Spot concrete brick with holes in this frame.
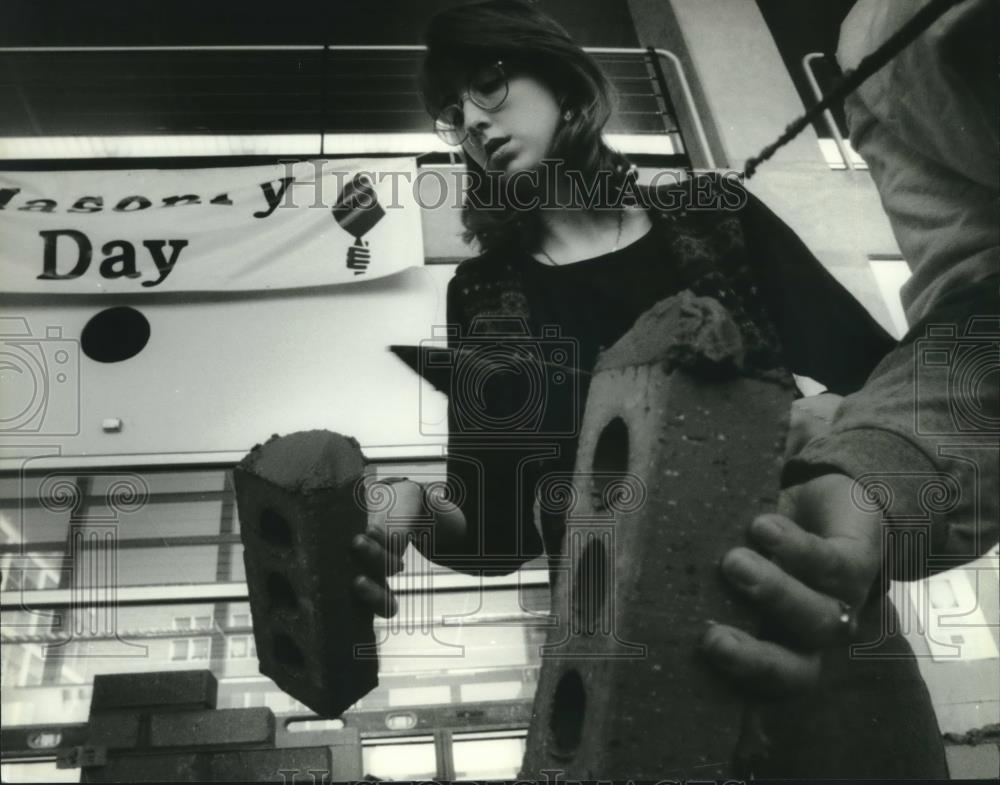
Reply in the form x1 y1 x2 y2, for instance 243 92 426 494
59 669 363 781
520 292 794 779
233 430 379 719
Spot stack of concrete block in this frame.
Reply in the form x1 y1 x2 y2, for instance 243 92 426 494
58 669 361 781
234 430 378 717
521 293 796 779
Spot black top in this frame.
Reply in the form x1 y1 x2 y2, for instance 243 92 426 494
518 224 692 557
435 189 940 780
521 222 677 376
440 191 898 571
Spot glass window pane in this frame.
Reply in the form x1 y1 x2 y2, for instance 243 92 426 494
387 685 450 706
88 545 223 587
1 469 230 548
378 620 531 674
1 601 258 726
191 638 210 660
459 680 524 702
84 498 225 539
89 469 227 498
363 738 436 780
0 495 72 547
0 552 66 590
453 735 526 779
1 447 550 732
0 761 80 783
229 636 248 658
228 550 246 582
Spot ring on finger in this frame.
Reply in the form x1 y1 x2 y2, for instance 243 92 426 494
837 599 860 640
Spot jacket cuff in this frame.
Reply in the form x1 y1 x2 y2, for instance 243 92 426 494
783 428 953 562
782 428 937 488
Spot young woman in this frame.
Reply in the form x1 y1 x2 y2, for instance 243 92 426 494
351 1 947 778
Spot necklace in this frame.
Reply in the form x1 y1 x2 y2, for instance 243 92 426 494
539 208 624 266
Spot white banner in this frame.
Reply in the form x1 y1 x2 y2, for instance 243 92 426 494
0 158 422 293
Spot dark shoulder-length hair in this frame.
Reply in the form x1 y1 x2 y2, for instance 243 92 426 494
419 0 633 255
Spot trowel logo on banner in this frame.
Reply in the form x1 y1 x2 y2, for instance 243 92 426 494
332 174 385 275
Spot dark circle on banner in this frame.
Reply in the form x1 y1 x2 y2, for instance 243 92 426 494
81 307 151 363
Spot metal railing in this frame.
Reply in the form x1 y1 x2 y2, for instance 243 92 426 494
802 52 856 171
0 44 711 164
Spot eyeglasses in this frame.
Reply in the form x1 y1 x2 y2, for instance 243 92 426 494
434 61 509 146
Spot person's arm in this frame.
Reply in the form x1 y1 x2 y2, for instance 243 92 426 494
783 281 1000 574
698 190 912 692
351 262 548 616
739 189 897 395
431 263 547 575
739 191 998 572
701 473 883 696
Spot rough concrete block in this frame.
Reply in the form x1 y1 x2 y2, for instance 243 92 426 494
521 293 795 780
58 746 107 771
945 744 1000 780
82 751 204 782
325 728 365 781
209 747 335 782
150 707 275 749
234 430 378 717
87 711 143 749
81 747 335 782
273 727 364 780
90 670 217 714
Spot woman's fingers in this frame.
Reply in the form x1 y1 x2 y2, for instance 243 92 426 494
366 479 430 562
423 483 468 545
350 478 469 620
352 574 398 618
720 546 854 650
353 477 434 619
700 623 821 696
350 529 404 618
351 533 405 580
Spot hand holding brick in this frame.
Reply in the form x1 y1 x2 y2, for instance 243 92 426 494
234 430 378 717
522 292 796 779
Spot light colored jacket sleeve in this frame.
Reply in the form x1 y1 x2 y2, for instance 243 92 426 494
783 1 1000 574
836 0 999 324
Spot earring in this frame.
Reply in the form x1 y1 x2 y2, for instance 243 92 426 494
563 109 573 122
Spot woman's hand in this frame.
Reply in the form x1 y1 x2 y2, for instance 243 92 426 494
350 479 426 618
700 473 883 696
350 478 468 618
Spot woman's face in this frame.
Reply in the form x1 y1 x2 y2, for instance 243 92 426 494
458 69 563 175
